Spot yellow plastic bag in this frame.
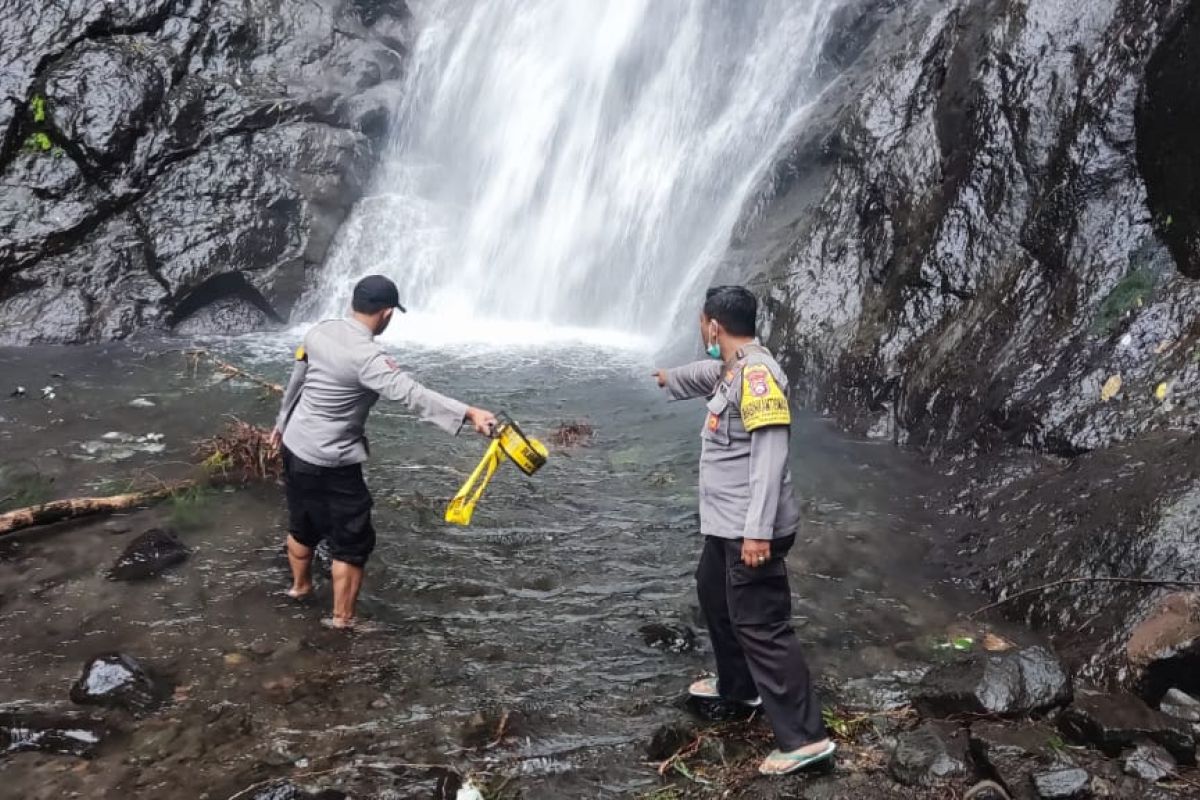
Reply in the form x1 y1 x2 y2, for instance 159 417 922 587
444 417 549 526
444 439 506 526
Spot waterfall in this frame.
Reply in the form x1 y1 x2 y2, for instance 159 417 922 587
313 0 837 344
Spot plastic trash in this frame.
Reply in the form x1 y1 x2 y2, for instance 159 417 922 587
456 780 484 800
1100 374 1122 402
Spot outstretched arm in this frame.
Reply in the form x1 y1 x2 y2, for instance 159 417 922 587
654 360 723 400
272 346 309 444
359 352 494 435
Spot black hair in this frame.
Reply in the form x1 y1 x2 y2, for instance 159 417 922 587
351 296 384 314
703 285 757 337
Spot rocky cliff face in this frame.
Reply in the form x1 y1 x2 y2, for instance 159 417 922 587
0 0 409 344
739 0 1200 686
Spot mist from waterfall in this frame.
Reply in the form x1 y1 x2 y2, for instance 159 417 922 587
313 0 837 345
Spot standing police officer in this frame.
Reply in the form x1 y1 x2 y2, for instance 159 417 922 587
271 275 496 630
654 285 834 776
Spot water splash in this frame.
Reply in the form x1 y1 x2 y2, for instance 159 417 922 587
312 0 837 342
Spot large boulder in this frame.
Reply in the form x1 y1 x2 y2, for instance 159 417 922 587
69 653 170 715
913 646 1071 718
1058 690 1196 764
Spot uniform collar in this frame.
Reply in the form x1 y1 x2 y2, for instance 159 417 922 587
346 317 375 338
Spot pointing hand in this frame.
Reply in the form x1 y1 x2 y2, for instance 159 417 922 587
653 369 668 388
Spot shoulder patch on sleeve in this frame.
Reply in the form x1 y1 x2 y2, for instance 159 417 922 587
740 365 790 431
294 345 307 361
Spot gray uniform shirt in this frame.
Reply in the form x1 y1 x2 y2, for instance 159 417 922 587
275 318 469 467
664 345 802 540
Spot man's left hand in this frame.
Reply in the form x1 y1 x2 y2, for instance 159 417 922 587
741 538 771 568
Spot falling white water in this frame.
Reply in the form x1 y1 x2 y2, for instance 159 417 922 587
312 0 837 344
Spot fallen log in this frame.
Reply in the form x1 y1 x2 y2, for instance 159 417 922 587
0 482 194 537
1 421 279 538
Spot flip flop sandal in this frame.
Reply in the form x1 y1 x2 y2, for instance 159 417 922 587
321 617 385 634
688 677 762 708
758 741 837 776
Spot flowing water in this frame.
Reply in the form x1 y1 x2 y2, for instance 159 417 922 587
0 338 997 797
0 2 1005 796
309 0 837 339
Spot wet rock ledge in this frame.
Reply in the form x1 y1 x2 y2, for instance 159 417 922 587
0 0 411 343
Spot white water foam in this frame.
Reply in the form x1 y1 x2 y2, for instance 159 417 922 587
310 0 838 344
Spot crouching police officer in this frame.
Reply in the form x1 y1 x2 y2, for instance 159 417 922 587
271 275 496 630
654 285 834 776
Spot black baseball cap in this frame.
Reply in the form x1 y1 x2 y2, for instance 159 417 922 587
351 275 407 314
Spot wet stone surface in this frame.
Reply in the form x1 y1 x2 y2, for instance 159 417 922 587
0 711 107 759
913 646 1071 718
69 653 169 715
106 527 189 581
1031 767 1090 799
1122 741 1176 783
888 721 970 787
1058 690 1197 765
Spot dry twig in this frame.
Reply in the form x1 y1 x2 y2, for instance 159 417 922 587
968 576 1200 618
186 349 283 395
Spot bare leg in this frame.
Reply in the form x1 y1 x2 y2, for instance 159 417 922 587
285 535 313 598
329 559 364 626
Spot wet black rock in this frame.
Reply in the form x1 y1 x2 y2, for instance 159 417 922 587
638 622 697 653
968 721 1058 800
839 667 930 711
1058 690 1196 764
69 653 169 715
0 711 107 758
1122 741 1176 783
1160 688 1200 723
913 646 1071 718
107 527 189 581
0 0 411 343
646 721 696 761
965 780 1012 800
1031 768 1089 800
889 721 971 787
241 782 347 800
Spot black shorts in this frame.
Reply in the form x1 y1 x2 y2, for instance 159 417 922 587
283 448 376 567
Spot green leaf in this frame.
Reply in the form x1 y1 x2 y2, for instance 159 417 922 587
30 94 46 123
23 131 52 152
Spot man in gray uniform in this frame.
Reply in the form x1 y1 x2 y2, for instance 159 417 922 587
654 285 833 775
271 275 496 629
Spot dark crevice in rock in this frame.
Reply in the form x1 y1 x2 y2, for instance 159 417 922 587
168 271 283 328
1137 0 1200 279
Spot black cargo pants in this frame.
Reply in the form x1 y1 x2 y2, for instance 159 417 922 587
695 533 825 750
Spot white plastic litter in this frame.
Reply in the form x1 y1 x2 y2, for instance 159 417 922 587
455 780 484 800
129 397 156 408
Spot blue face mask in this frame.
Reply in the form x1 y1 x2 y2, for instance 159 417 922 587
706 341 722 360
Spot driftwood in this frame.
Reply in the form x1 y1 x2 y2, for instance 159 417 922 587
185 349 283 395
1 420 280 538
0 482 194 537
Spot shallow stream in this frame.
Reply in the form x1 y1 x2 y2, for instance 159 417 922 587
0 336 990 797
